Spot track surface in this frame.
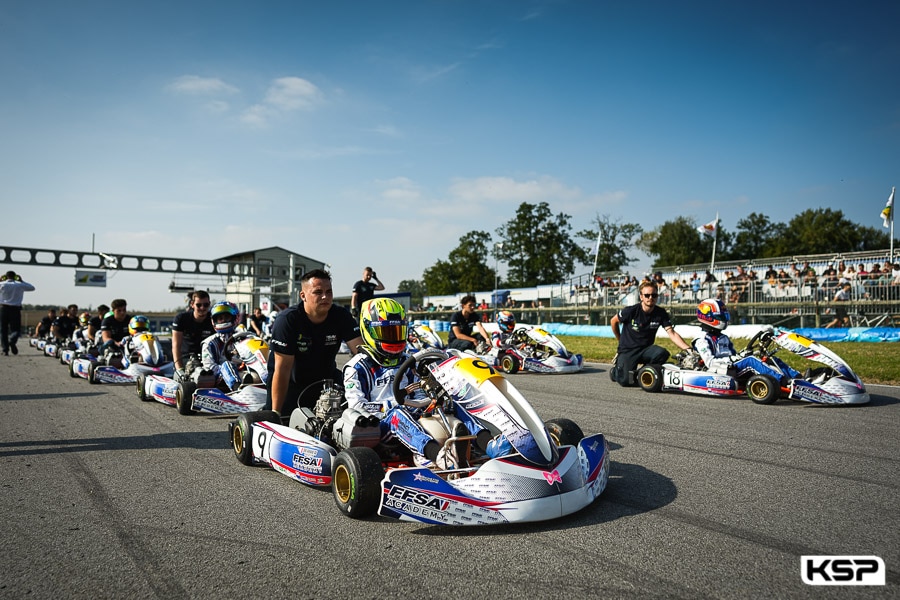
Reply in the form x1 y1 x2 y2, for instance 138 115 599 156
1 346 898 599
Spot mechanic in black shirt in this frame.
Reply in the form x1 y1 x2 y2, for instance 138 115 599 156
100 298 131 352
610 282 691 386
170 290 215 376
267 269 362 416
350 266 384 318
447 295 490 352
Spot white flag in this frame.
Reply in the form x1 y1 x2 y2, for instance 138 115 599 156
697 219 717 237
881 187 894 228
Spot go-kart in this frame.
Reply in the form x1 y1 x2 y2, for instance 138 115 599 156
636 328 869 405
71 332 174 384
473 326 584 374
407 323 444 351
137 332 270 415
230 348 609 525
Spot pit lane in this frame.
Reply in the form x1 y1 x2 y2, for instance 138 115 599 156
1 351 897 598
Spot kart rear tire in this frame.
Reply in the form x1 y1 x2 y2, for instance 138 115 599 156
545 418 584 447
500 353 520 374
637 365 663 393
176 381 197 415
68 359 78 378
136 374 149 401
747 374 779 405
88 362 99 384
231 410 281 465
332 447 384 519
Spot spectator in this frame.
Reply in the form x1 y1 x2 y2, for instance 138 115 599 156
0 270 35 356
609 282 691 387
825 283 853 328
350 266 384 318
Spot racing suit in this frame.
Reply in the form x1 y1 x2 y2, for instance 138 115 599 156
693 331 800 383
343 350 492 460
201 333 243 391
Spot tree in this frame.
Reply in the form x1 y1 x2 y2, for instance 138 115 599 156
575 214 643 274
397 279 427 306
421 231 496 295
770 208 860 256
495 202 588 287
637 216 713 267
729 212 787 259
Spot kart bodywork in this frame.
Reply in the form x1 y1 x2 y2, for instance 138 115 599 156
407 323 445 351
637 328 869 405
230 349 609 525
476 326 584 374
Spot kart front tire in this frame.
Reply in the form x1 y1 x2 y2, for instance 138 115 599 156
88 362 99 384
332 447 384 519
747 374 779 405
68 359 78 378
500 353 520 374
545 418 584 447
176 381 197 415
231 410 281 466
136 374 148 401
637 365 663 393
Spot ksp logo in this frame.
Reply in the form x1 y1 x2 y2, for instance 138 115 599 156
801 555 885 586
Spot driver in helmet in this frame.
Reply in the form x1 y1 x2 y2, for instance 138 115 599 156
693 298 799 383
201 301 246 391
491 310 517 347
121 315 152 357
344 298 498 468
70 312 93 351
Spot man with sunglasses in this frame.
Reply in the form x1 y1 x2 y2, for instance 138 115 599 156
609 282 691 386
171 290 215 378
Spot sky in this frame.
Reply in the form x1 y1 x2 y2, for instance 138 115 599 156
1 0 898 311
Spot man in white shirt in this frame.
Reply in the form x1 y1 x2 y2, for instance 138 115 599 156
0 270 35 356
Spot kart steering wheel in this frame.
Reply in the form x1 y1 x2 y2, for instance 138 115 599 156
392 349 446 405
742 328 774 357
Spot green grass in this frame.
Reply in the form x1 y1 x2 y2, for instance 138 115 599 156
558 335 897 386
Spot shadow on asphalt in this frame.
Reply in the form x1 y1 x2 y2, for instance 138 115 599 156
0 431 227 457
0 392 107 402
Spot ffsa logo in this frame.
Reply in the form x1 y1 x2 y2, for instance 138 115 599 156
801 555 885 586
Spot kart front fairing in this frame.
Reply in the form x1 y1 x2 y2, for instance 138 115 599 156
772 329 869 405
379 433 609 525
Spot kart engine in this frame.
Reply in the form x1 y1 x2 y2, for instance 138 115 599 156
290 381 381 450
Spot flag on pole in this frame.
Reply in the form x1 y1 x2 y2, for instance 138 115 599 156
881 187 895 228
697 218 717 237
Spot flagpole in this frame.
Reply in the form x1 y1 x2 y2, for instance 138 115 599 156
592 228 602 278
710 212 719 272
892 187 895 263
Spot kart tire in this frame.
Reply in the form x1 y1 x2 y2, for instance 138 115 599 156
68 359 78 378
231 410 281 465
88 362 99 384
136 374 149 401
332 447 384 519
637 365 663 393
176 381 197 415
747 374 779 405
545 418 584 447
500 353 520 374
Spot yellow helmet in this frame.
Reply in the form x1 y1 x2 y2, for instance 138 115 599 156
359 298 408 365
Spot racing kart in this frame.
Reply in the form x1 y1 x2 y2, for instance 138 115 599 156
71 332 174 384
474 326 584 374
230 348 609 525
137 332 270 415
636 328 869 405
407 323 445 351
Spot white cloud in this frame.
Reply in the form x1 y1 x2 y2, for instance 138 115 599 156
447 175 581 203
369 124 402 137
264 77 323 111
167 75 239 95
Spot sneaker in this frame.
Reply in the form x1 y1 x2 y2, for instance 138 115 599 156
10 343 17 355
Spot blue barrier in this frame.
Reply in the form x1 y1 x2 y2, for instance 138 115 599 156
540 323 900 343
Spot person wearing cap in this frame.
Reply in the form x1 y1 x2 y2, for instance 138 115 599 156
0 270 35 355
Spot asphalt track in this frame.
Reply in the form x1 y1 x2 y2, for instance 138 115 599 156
1 346 897 599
